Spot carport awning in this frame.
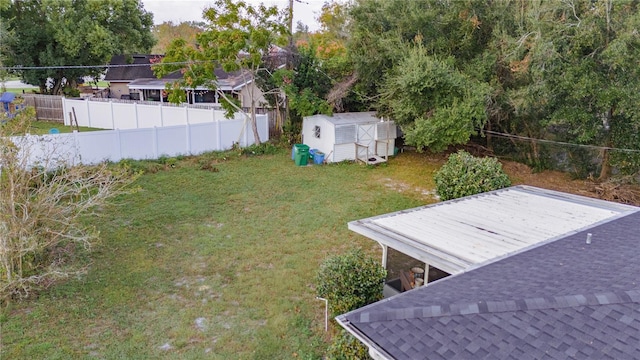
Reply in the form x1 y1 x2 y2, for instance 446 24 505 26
127 78 233 91
348 185 639 275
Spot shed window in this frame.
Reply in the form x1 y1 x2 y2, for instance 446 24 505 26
335 124 356 144
376 122 396 140
314 125 321 139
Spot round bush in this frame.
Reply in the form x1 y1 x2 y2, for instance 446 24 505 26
326 330 371 360
434 150 511 201
315 248 387 318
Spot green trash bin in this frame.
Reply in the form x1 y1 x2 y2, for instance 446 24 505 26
294 144 309 166
292 144 309 160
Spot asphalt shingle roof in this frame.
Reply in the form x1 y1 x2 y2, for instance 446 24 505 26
104 54 163 81
105 54 248 89
339 210 640 359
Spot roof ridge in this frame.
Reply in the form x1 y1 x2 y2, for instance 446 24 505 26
356 289 640 323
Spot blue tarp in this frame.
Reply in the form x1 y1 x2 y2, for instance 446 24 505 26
0 92 16 103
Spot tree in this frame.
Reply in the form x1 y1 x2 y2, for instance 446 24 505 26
348 0 493 102
380 44 490 152
1 0 155 95
507 0 640 179
348 0 498 151
0 2 10 92
344 0 640 180
151 21 204 55
0 108 136 302
155 0 289 145
310 1 359 112
255 45 332 141
277 46 332 115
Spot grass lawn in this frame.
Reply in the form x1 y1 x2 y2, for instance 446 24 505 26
27 120 103 135
3 88 38 95
1 148 441 359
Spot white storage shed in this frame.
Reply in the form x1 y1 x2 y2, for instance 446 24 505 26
301 112 397 164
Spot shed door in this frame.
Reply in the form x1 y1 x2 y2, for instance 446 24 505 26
357 124 375 159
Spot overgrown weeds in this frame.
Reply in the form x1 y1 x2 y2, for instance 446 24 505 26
0 110 137 303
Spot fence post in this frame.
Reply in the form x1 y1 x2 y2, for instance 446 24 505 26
159 104 164 127
72 130 80 165
62 97 68 126
185 106 189 125
110 101 115 129
86 99 92 128
115 128 122 161
153 126 159 158
134 102 139 129
264 114 269 142
216 118 222 151
186 122 192 155
245 116 249 146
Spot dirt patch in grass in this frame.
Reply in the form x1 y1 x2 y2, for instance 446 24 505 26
501 160 640 206
379 177 439 202
502 160 593 195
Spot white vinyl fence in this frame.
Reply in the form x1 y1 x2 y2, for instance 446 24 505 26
14 119 268 168
62 97 265 130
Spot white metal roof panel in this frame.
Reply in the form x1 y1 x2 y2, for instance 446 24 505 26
349 186 639 274
306 112 382 126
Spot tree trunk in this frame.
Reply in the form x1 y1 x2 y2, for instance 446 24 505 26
51 78 63 95
486 120 493 151
251 98 261 145
599 147 611 180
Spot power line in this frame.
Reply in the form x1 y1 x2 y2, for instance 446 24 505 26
0 61 212 71
484 130 640 154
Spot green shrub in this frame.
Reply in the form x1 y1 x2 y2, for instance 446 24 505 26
317 249 384 360
434 150 511 201
316 249 386 318
240 142 280 156
326 330 371 360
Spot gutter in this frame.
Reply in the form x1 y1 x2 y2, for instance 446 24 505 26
335 315 394 360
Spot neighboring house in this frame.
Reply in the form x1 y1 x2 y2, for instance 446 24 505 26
104 54 268 107
339 186 640 359
301 112 397 164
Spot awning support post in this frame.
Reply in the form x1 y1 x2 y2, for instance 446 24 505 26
424 263 429 284
380 243 388 269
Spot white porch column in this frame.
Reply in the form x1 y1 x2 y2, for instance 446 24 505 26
424 263 429 284
379 243 388 269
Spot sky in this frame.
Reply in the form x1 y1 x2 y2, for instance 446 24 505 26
141 0 325 32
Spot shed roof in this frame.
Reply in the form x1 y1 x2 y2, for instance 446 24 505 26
348 185 636 275
306 111 381 126
338 204 640 359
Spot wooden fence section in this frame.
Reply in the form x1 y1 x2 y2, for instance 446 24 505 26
23 94 64 122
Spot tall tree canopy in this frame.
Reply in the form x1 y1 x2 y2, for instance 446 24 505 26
151 21 204 55
347 0 640 179
506 0 640 178
1 0 155 95
155 0 289 144
349 0 495 151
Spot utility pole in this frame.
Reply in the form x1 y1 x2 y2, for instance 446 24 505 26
288 0 294 48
